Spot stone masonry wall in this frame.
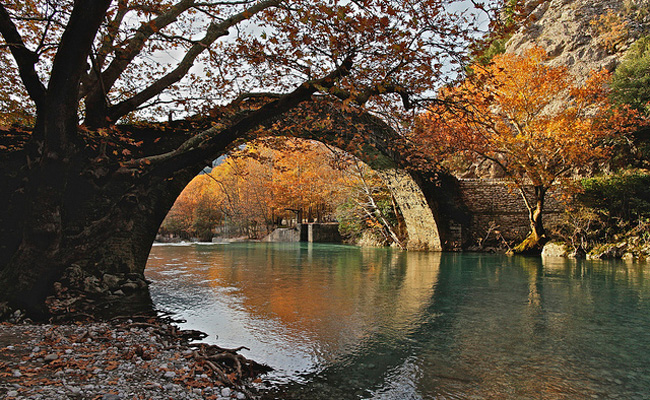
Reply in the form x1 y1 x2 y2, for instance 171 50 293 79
378 169 442 251
263 224 342 243
456 179 567 246
307 223 342 243
262 227 301 242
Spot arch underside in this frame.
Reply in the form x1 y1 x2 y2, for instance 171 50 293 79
377 169 442 251
275 102 443 251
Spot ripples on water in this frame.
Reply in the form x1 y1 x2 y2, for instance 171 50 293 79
145 243 650 399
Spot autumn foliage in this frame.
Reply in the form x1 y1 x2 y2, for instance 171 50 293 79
412 46 642 252
162 138 402 243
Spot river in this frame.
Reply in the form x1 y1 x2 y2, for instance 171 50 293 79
145 242 650 399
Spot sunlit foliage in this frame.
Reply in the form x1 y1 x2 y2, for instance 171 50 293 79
412 46 642 251
162 139 401 242
611 35 650 114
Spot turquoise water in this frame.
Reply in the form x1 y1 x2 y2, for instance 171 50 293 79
145 243 650 399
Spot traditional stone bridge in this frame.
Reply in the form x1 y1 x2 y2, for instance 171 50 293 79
274 101 554 251
272 102 445 251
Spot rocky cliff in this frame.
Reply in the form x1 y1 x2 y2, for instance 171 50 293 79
506 0 650 80
456 0 650 180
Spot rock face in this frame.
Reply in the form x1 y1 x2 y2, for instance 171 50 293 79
506 0 650 81
448 1 650 181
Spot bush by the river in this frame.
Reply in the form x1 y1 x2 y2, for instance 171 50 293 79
558 170 650 260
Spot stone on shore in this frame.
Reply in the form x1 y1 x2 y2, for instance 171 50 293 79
541 242 568 257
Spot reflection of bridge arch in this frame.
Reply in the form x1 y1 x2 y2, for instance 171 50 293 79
258 101 443 250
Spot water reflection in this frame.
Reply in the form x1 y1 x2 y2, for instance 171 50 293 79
146 243 442 383
146 244 650 400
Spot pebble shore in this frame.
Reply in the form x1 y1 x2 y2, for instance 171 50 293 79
0 321 257 400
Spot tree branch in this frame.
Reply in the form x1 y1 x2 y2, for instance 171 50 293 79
45 0 112 143
108 0 282 122
94 0 129 71
0 4 46 108
121 55 354 176
82 0 196 101
327 81 412 110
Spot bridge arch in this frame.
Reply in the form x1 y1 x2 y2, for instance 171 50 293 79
229 101 444 251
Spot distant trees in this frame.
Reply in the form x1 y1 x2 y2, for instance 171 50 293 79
161 138 403 243
611 35 650 114
413 47 638 253
159 174 222 240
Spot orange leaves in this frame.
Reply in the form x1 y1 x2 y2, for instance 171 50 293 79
590 10 629 53
414 46 635 188
162 137 367 238
161 173 222 238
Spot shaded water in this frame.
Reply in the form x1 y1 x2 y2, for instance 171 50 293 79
145 243 650 399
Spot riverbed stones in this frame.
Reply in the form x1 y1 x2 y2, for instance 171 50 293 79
120 281 139 293
588 243 627 259
102 274 121 290
62 265 86 288
0 322 261 400
84 276 107 294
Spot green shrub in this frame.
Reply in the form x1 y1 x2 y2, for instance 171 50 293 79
611 36 650 114
577 170 650 221
474 36 511 66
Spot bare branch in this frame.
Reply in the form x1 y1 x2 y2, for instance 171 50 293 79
0 4 46 108
108 0 283 122
94 0 129 70
231 92 282 104
327 81 412 110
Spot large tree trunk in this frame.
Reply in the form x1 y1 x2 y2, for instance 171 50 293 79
513 185 549 254
0 0 115 320
0 66 367 320
0 142 204 320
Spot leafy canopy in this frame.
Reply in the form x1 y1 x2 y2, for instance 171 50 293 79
0 0 489 128
413 46 635 191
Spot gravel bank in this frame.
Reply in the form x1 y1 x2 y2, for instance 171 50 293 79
0 320 265 400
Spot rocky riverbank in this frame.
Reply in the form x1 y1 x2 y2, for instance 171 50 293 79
0 317 269 400
542 218 650 262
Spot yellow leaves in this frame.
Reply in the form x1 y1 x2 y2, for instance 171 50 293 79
413 45 631 190
163 137 370 236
